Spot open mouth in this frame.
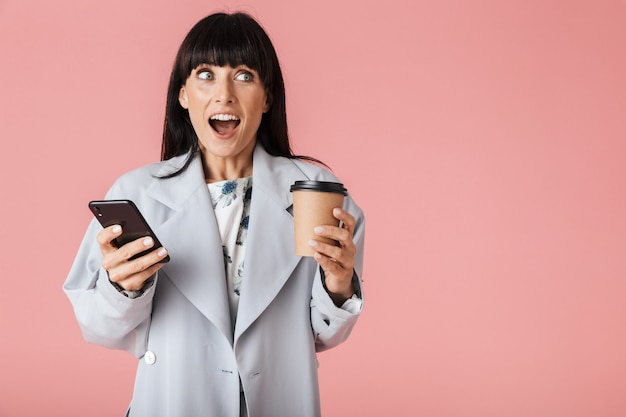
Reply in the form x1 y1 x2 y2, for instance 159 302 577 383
209 114 241 136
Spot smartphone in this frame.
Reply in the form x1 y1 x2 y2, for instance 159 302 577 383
88 199 170 263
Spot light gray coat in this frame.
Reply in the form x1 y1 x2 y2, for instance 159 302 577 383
64 145 365 417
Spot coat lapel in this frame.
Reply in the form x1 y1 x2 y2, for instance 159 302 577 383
147 154 233 345
234 146 304 342
142 147 308 346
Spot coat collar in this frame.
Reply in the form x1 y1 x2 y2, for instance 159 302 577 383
144 146 306 345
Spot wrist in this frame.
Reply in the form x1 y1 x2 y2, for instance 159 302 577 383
321 276 354 307
328 291 354 307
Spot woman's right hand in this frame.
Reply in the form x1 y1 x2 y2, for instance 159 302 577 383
97 225 169 291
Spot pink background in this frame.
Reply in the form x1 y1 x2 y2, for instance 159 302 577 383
1 0 625 416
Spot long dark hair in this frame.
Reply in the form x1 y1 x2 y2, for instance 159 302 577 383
160 12 324 177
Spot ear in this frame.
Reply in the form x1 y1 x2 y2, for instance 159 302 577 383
178 86 189 109
263 93 271 113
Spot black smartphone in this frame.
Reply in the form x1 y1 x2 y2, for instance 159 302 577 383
88 199 170 263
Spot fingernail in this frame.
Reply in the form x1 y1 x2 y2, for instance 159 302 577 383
314 226 324 234
308 239 318 247
112 225 122 234
143 237 154 246
157 248 167 257
333 208 342 216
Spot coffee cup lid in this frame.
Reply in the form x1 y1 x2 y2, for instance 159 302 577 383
290 180 347 195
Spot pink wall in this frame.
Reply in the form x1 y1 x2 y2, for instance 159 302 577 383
1 0 625 415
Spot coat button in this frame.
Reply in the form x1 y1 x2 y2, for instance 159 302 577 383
144 351 156 365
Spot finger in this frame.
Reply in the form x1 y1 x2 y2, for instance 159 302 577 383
96 224 123 254
102 237 167 273
111 261 165 291
313 251 354 297
108 247 168 289
120 236 159 262
313 226 356 256
310 239 342 262
333 208 356 233
309 239 355 269
314 250 342 273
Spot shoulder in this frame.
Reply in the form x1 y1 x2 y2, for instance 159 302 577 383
105 153 190 198
288 158 341 183
254 146 340 183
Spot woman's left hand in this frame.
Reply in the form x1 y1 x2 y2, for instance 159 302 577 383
309 208 357 306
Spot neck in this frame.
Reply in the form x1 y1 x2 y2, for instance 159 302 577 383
202 155 253 183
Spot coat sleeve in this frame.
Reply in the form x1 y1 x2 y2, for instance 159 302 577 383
63 191 156 359
310 197 365 352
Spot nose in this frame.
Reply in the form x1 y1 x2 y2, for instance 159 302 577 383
214 78 235 104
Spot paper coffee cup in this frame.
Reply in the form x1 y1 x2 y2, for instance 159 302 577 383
290 180 348 257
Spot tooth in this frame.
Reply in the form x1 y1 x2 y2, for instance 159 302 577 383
211 114 239 121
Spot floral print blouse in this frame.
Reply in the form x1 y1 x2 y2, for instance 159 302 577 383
207 176 253 328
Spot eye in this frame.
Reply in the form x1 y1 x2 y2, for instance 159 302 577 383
197 70 213 80
235 71 253 82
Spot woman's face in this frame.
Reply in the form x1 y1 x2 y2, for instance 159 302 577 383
179 64 269 170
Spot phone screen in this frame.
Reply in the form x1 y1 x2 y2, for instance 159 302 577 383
89 199 170 262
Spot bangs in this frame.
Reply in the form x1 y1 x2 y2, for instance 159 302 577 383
179 13 269 81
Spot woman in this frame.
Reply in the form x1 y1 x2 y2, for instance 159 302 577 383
64 11 365 417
